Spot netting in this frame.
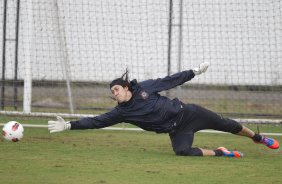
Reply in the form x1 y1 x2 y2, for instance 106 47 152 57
0 0 281 118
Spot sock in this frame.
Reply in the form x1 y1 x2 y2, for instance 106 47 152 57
252 133 262 142
214 149 224 156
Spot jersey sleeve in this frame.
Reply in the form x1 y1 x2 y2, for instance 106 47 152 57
139 70 195 92
70 108 124 130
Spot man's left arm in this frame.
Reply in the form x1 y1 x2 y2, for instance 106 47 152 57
140 62 209 92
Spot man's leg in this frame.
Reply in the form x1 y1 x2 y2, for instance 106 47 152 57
236 125 279 149
185 104 279 150
171 104 244 157
169 130 243 157
169 130 203 156
236 125 255 137
200 149 218 156
169 131 243 157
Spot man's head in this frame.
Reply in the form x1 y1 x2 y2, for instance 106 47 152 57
109 78 130 89
110 69 132 103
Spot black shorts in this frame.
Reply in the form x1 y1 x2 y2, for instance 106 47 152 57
169 104 242 156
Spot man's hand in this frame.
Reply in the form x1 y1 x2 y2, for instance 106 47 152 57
48 116 71 133
193 62 210 75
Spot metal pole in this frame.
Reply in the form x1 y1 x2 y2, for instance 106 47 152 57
23 0 34 113
167 0 173 76
14 0 21 110
55 0 74 113
177 0 183 72
1 0 8 110
176 0 184 96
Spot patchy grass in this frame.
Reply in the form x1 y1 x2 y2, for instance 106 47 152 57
0 117 282 184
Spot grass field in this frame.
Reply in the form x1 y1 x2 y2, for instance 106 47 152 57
1 116 282 184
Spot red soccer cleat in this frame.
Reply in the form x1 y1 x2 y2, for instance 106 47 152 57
217 147 243 158
256 136 280 149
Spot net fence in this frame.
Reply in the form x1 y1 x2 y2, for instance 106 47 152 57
0 0 281 119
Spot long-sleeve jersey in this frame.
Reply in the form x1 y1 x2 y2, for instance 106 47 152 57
70 70 195 133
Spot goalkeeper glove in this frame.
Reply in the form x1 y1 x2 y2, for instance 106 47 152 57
193 62 210 75
48 116 71 133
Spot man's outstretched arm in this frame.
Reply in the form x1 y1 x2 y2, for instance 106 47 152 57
140 62 210 92
48 109 124 133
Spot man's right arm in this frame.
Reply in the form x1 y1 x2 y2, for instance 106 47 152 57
48 108 124 133
70 109 123 130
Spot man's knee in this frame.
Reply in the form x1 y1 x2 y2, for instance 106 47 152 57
228 119 243 134
174 147 203 156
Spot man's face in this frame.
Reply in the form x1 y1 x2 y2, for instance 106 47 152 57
110 85 129 103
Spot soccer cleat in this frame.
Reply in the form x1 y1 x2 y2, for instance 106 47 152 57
217 147 243 158
256 136 279 149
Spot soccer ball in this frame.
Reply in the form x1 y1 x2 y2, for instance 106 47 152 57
2 121 24 142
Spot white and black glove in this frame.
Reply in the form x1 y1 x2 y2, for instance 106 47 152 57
48 116 71 133
193 62 210 75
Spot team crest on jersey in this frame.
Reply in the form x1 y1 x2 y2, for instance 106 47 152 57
140 91 149 99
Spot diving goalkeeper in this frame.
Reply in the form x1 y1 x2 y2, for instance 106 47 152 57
48 62 279 158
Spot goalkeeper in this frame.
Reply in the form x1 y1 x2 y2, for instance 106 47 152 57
48 62 279 158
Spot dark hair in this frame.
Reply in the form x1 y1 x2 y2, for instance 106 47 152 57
110 68 130 89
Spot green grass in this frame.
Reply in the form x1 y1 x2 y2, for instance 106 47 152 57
0 117 282 184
